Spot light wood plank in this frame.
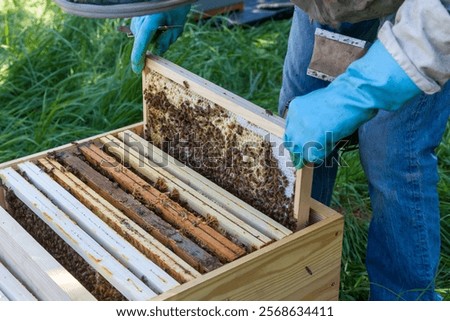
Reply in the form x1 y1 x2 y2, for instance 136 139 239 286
293 165 314 230
142 69 149 138
0 167 157 301
144 55 285 137
156 215 344 301
19 162 179 294
119 130 292 240
0 261 37 301
310 198 341 219
39 158 200 283
100 135 270 249
0 206 95 301
0 187 6 209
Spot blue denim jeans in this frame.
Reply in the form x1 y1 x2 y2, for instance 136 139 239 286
279 7 450 300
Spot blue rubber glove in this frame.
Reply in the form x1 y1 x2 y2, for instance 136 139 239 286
284 40 422 169
130 5 191 73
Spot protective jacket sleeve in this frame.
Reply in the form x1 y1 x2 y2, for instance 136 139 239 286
378 0 450 94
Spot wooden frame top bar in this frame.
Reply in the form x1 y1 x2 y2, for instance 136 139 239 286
144 54 285 138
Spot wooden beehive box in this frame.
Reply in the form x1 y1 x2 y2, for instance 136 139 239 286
0 55 343 301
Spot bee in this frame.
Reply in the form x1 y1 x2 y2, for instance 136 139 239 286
170 188 180 202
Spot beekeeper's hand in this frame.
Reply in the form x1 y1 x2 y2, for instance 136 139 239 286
130 4 190 73
284 40 421 169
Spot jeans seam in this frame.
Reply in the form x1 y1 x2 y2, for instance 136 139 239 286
408 95 434 288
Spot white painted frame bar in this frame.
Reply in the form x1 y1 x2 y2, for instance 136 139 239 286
19 161 179 294
0 261 37 301
0 167 157 301
0 289 9 301
0 206 95 301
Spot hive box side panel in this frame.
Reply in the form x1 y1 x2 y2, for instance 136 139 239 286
156 214 344 301
0 123 144 171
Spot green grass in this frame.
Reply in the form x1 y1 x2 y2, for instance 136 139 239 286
1 0 449 300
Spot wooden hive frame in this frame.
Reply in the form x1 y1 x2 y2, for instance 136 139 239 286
0 55 344 301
